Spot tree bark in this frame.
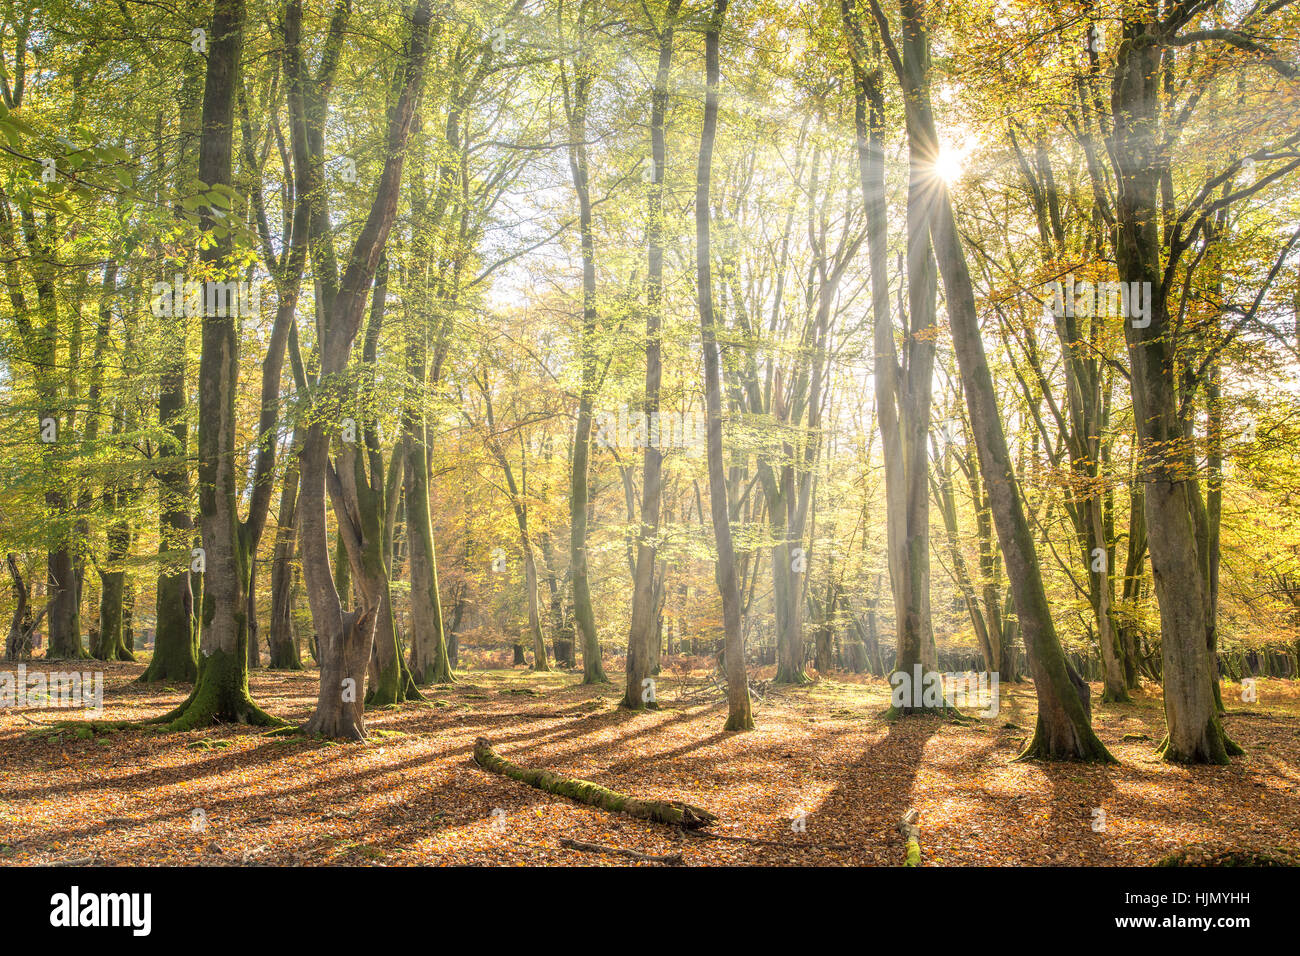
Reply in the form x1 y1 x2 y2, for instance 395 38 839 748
843 0 938 710
1109 18 1239 763
869 0 1111 758
696 0 751 732
142 40 203 684
296 0 433 738
623 0 682 710
157 0 280 731
562 0 607 685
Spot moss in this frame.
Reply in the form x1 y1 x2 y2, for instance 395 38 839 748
774 662 813 685
155 646 283 731
473 736 718 829
1157 714 1243 765
364 658 403 708
723 711 755 731
1015 713 1117 763
1158 845 1299 867
903 838 921 867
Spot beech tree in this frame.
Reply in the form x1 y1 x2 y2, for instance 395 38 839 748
857 0 1112 758
296 0 434 738
622 0 683 711
696 0 752 732
159 0 282 729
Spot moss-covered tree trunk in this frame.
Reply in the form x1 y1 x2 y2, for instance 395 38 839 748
144 350 198 682
402 344 453 686
143 40 202 685
348 263 421 708
158 0 278 731
474 737 718 829
361 552 419 705
96 553 133 661
405 447 454 683
45 543 84 659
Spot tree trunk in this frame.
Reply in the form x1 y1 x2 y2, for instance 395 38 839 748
402 357 454 685
268 448 303 669
143 336 198 682
296 0 433 738
563 3 607 685
622 0 682 710
874 0 1110 758
142 39 202 685
1110 21 1238 763
405 424 454 684
696 0 751 732
6 555 43 661
158 0 278 731
843 0 937 709
474 737 718 829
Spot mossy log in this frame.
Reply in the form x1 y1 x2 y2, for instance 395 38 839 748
899 808 921 867
472 736 718 830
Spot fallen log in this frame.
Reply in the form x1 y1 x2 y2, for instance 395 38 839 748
898 808 921 866
472 736 718 830
558 837 683 864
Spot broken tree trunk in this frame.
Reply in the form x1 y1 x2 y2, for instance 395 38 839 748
472 737 718 829
899 807 920 867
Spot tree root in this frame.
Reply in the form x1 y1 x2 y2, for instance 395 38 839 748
472 736 718 829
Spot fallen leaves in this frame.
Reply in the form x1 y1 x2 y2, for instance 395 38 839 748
0 662 1296 866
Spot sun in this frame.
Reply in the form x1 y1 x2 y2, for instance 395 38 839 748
934 141 966 184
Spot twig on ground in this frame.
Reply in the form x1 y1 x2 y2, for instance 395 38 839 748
682 829 855 852
558 837 683 864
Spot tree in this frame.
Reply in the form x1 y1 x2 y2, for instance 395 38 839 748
843 0 941 711
1099 3 1298 762
862 0 1112 759
559 0 608 685
622 0 683 710
296 0 434 739
696 0 751 733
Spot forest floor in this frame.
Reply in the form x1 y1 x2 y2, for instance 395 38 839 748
1 658 1298 866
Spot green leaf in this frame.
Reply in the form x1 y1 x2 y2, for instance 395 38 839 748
4 113 37 137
